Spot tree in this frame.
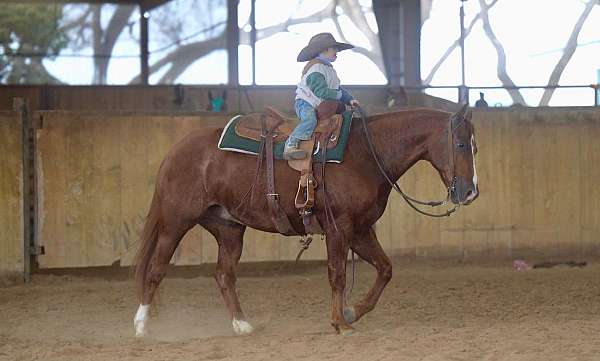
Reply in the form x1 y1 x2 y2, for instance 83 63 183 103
0 4 68 84
538 0 598 106
58 3 137 84
131 0 384 84
422 0 599 106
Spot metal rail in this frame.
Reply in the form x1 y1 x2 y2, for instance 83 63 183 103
401 84 600 107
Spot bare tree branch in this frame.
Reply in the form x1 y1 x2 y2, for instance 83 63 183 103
239 2 335 45
158 35 227 84
422 0 498 86
59 7 92 33
479 0 526 105
132 0 385 85
93 5 135 84
539 0 598 106
421 0 433 23
128 32 227 84
336 0 385 75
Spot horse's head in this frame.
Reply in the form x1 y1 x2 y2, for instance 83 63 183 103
428 104 479 206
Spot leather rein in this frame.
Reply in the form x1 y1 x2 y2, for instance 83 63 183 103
355 106 461 218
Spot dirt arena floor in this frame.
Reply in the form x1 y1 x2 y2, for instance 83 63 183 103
1 257 600 361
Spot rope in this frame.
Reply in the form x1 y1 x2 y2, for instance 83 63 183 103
354 106 458 218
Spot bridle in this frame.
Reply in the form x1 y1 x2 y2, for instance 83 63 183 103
355 106 466 218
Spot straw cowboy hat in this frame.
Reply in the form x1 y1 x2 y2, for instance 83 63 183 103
297 33 354 62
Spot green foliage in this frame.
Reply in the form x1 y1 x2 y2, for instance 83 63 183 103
0 4 68 84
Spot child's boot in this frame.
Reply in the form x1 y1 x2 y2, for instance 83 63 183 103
283 137 306 160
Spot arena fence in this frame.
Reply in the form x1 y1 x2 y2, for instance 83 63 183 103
1 98 600 281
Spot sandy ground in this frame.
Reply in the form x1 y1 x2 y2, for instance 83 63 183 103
1 258 600 361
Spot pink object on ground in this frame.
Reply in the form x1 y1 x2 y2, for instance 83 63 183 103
513 259 531 271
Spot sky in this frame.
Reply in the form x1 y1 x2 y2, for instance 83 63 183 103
40 0 600 107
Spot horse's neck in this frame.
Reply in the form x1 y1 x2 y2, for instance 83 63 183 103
366 111 443 182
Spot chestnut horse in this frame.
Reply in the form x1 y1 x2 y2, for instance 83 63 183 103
133 105 479 337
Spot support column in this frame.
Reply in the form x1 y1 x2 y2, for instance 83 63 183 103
140 6 150 85
227 0 239 85
373 0 421 87
13 98 31 283
250 0 256 85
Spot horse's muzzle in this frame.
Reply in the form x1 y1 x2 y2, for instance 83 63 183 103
451 178 479 205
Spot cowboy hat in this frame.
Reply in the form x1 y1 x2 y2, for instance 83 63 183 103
297 33 354 62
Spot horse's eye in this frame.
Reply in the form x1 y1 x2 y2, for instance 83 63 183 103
457 143 466 148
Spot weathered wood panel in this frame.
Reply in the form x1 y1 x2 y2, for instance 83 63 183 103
0 111 24 282
378 108 600 259
35 111 323 268
0 85 426 114
35 108 600 268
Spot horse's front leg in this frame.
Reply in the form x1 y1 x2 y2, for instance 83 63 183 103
343 227 392 324
325 232 354 335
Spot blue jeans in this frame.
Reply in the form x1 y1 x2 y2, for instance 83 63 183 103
286 99 317 147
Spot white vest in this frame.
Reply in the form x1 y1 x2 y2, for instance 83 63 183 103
295 63 340 108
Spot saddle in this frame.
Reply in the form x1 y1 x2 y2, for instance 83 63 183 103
234 106 343 149
240 100 344 236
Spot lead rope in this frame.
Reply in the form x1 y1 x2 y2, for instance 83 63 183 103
355 106 459 218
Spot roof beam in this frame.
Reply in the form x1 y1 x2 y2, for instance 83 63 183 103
2 0 142 4
2 0 173 11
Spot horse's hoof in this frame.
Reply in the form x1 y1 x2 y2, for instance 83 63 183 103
343 307 357 324
339 325 356 336
134 320 146 337
134 304 150 337
232 319 254 335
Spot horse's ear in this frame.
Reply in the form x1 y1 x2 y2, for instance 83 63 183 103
465 108 472 121
456 103 469 118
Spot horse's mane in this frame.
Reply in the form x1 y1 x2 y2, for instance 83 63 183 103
365 108 452 124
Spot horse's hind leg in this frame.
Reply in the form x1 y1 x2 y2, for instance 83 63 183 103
134 219 194 337
200 214 252 335
343 227 392 325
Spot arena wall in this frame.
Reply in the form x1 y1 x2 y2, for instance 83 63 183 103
35 111 318 268
32 107 600 268
0 85 457 114
0 111 24 282
378 107 600 259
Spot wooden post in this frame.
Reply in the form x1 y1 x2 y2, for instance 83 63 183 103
140 5 150 85
250 0 256 85
13 98 31 283
227 0 239 86
373 0 421 87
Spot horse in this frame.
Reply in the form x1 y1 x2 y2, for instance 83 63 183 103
133 105 479 337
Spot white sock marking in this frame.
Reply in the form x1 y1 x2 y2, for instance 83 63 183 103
471 135 478 187
232 318 254 335
134 304 150 337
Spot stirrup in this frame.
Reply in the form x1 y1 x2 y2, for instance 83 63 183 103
294 173 316 210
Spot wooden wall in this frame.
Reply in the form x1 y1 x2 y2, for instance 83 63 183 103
33 107 600 269
0 85 458 114
377 108 600 259
35 111 323 268
0 111 24 282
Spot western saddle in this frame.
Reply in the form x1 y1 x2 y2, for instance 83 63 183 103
234 100 344 236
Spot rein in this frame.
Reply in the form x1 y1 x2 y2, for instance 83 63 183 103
355 106 459 218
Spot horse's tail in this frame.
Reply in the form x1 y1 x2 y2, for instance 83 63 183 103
134 191 161 302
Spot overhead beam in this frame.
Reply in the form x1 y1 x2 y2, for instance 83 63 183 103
140 0 171 11
2 0 142 3
2 0 172 6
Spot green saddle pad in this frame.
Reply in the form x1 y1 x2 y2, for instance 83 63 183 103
217 111 353 163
